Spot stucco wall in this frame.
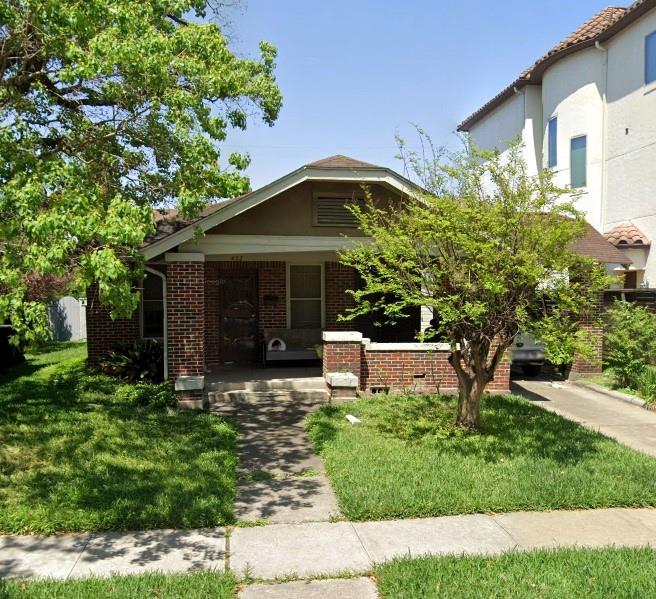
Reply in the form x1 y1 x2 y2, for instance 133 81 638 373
541 47 605 230
605 7 656 284
207 181 401 237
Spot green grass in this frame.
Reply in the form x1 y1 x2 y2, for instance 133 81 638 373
307 394 656 520
375 547 656 598
0 570 235 598
0 343 237 534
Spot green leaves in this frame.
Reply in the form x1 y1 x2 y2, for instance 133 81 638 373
342 135 609 394
0 1 281 340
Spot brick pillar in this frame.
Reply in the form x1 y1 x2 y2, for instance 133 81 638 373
487 345 511 393
570 290 604 379
325 262 357 330
322 331 362 380
166 253 205 408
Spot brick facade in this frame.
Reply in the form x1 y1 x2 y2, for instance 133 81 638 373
325 262 357 330
203 261 287 365
86 283 139 365
166 261 205 380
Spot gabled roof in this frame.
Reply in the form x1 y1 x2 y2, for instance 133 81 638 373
604 223 651 246
574 222 633 264
306 155 380 169
142 157 421 259
458 1 656 131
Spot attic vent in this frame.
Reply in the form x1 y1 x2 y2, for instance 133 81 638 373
313 195 364 227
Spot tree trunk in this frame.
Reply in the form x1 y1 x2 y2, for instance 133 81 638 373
455 375 486 430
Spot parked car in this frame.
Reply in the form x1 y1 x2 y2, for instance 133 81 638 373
0 324 25 368
511 332 545 377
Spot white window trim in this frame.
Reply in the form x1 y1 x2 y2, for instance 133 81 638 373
312 191 364 228
140 267 168 380
286 262 325 329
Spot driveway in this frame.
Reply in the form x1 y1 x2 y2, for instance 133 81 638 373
513 378 656 457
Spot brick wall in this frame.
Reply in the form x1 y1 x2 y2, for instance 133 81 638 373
325 262 356 330
570 290 604 377
167 261 205 379
86 283 139 365
323 332 510 395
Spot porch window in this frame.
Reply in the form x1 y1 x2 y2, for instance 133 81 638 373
142 271 164 338
288 265 323 328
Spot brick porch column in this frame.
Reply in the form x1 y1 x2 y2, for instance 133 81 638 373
322 331 363 400
569 290 604 379
166 253 206 408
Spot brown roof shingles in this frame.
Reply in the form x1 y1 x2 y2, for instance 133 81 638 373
458 2 655 131
306 155 380 169
574 222 632 263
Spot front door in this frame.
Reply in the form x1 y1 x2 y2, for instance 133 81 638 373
219 273 258 363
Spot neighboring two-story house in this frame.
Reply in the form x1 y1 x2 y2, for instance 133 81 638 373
458 0 656 288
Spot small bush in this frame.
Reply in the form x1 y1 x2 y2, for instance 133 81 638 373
604 301 656 389
100 339 164 382
115 381 177 408
639 366 656 403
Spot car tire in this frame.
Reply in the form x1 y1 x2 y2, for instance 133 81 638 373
521 364 542 377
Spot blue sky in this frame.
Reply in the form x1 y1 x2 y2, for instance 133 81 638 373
221 0 617 188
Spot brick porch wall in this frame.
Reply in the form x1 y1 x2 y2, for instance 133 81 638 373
86 283 139 366
323 332 510 395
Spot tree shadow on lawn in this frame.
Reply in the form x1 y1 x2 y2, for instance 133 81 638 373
356 394 607 466
0 361 237 534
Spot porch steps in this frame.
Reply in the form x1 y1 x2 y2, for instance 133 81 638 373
206 377 329 406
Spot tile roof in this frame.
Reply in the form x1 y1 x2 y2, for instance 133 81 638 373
604 223 651 246
306 155 380 169
574 222 633 263
458 1 656 131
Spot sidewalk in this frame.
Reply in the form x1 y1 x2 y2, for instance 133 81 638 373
3 507 656 581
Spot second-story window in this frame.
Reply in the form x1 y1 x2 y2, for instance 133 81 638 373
646 31 656 85
570 135 587 189
548 116 558 168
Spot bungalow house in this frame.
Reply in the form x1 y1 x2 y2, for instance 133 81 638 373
85 155 627 405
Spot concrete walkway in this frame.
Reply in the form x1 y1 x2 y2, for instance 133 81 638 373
3 507 656 581
513 379 656 457
212 394 340 525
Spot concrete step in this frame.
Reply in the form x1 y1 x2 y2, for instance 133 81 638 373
206 377 327 393
207 389 329 406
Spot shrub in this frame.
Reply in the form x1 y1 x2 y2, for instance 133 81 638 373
604 301 656 389
115 381 177 408
639 366 656 403
100 339 164 382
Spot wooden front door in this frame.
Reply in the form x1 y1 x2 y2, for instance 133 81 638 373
219 273 258 363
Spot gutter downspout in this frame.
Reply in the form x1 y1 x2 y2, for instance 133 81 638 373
144 266 168 380
595 40 609 232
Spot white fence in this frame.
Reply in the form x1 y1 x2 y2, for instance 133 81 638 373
49 296 87 341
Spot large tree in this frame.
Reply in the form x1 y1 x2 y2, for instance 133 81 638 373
340 137 608 430
0 0 281 342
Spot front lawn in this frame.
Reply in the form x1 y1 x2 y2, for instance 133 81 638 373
0 570 235 598
307 394 656 520
375 547 656 598
0 343 237 534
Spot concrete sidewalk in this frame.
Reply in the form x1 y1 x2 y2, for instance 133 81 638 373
513 379 656 457
3 507 656 581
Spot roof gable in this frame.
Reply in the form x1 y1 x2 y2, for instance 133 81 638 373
142 158 420 259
